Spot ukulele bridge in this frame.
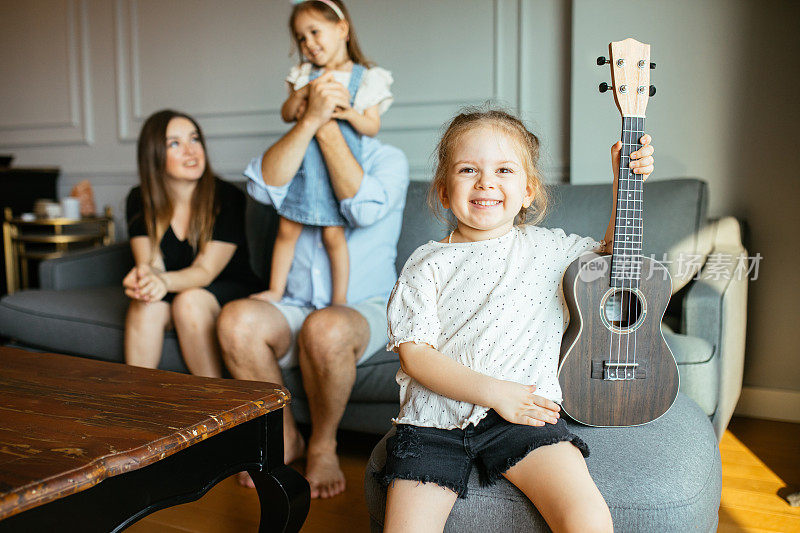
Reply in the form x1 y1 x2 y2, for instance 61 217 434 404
590 361 647 380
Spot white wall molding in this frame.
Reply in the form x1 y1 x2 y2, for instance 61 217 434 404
114 0 519 143
493 0 521 109
734 386 800 423
113 0 285 142
0 0 93 147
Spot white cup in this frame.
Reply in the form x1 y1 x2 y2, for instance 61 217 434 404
43 202 62 218
60 197 81 220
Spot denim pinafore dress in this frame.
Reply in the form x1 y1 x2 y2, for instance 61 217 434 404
278 64 366 227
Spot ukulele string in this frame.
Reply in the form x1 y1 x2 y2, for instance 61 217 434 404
613 120 626 381
624 118 632 380
631 116 644 381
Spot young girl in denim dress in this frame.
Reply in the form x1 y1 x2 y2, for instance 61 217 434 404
253 0 393 305
380 108 655 532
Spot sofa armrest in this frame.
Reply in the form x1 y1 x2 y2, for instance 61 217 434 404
682 216 748 439
39 242 133 290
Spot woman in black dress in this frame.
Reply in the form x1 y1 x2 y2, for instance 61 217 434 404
123 110 261 376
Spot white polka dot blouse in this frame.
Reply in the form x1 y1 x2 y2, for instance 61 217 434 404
387 225 601 430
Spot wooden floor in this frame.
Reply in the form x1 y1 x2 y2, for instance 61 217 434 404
128 416 800 532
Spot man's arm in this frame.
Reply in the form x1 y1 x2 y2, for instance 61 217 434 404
315 120 364 200
259 118 319 188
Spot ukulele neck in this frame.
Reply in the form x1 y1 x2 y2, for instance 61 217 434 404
611 116 645 288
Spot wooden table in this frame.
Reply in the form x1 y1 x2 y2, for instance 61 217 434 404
0 347 309 532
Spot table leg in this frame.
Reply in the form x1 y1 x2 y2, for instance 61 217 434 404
250 465 310 533
249 408 310 533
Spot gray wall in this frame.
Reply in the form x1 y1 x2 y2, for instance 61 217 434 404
2 0 798 420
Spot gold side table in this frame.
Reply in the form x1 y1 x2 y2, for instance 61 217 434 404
2 207 115 294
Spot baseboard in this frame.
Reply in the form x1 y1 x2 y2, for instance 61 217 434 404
734 386 800 423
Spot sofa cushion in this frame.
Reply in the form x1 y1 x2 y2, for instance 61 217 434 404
663 325 718 416
365 393 721 532
0 287 189 373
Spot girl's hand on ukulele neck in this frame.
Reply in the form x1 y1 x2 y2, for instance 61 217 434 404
611 133 655 183
489 380 561 427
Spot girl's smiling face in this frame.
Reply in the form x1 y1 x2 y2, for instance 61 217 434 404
440 126 535 241
293 9 349 68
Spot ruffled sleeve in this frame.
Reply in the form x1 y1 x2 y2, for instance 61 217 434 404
550 228 602 271
353 66 394 114
386 250 441 352
286 63 313 90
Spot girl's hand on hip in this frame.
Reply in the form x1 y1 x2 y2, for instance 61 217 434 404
611 133 654 183
490 380 561 426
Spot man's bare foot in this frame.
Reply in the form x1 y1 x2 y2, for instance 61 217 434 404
237 429 306 488
305 450 346 499
285 428 306 465
249 289 283 302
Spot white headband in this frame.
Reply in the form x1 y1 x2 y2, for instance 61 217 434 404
292 0 345 21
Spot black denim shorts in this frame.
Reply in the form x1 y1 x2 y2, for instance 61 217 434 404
378 409 589 498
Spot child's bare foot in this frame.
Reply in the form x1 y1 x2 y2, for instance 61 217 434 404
236 428 306 488
306 447 346 498
249 289 283 303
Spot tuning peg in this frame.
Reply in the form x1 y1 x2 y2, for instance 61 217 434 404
599 82 612 93
596 56 610 66
649 85 656 97
650 62 656 69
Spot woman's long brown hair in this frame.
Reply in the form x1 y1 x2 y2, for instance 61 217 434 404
289 0 373 67
136 110 217 258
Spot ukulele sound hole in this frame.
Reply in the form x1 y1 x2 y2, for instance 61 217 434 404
600 289 646 333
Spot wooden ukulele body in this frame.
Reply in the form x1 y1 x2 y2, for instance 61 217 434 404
558 252 679 426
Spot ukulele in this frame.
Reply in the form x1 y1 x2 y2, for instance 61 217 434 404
557 38 679 427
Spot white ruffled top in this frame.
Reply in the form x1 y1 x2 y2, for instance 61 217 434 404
286 63 394 114
386 225 601 430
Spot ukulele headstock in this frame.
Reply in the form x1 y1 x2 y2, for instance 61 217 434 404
599 38 653 118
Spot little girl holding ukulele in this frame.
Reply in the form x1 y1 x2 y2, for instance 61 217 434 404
380 108 654 532
252 0 393 305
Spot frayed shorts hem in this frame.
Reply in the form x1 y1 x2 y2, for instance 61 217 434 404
376 471 468 499
378 411 590 499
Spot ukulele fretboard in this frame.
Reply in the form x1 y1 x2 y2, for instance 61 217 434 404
611 116 645 288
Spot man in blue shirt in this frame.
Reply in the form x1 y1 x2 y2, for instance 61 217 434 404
217 72 408 499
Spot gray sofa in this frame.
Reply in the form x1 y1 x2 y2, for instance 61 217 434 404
0 178 746 442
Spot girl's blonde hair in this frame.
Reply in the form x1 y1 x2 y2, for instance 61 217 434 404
289 0 373 67
427 107 549 227
136 110 218 257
